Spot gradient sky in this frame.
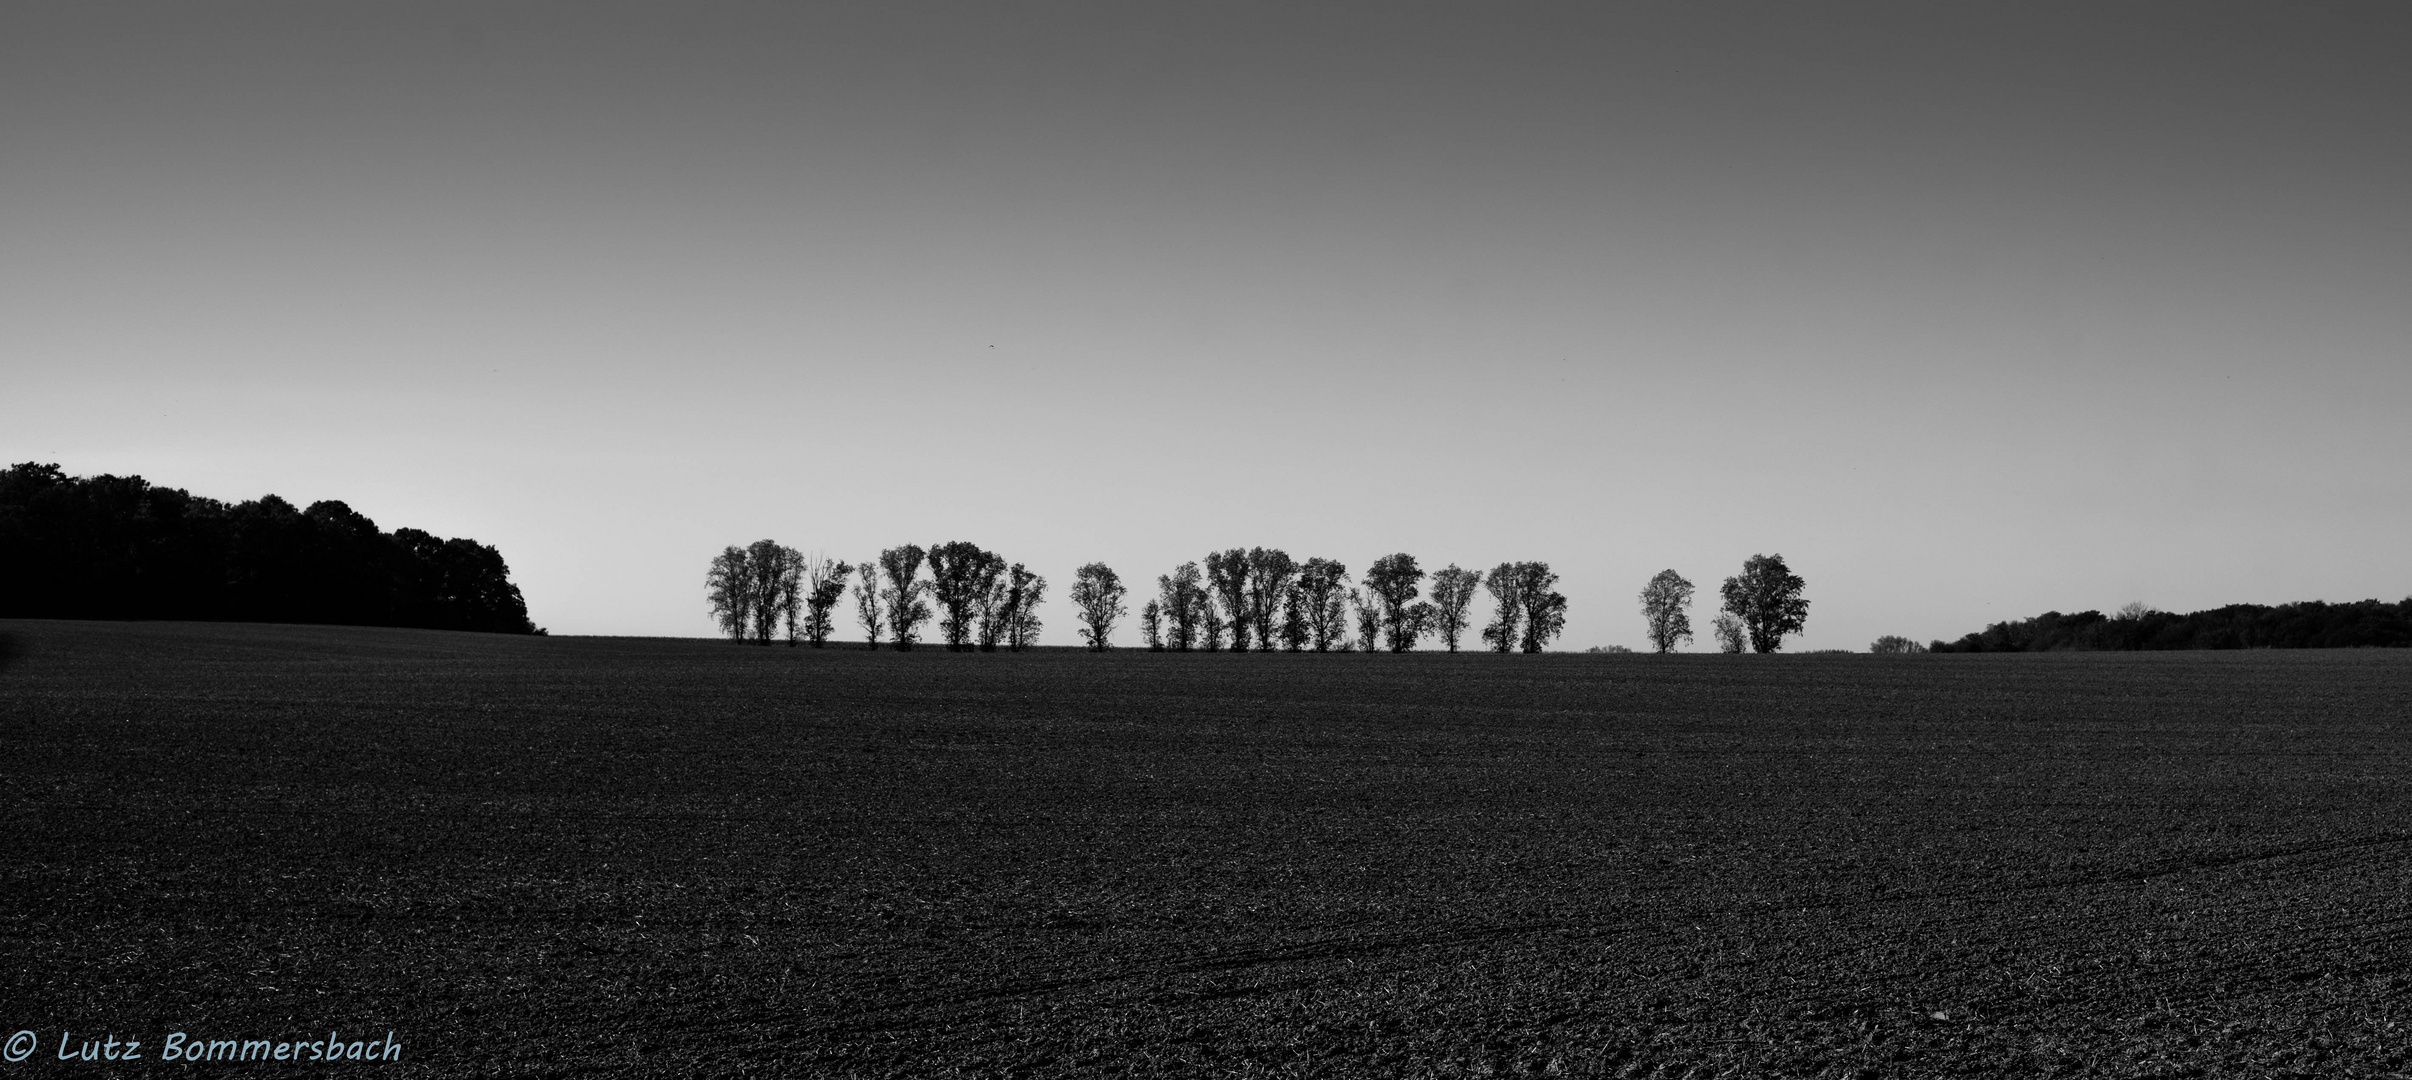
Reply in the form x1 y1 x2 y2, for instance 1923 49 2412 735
6 2 2407 648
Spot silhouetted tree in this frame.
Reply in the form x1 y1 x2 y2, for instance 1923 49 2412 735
1427 564 1480 652
1070 563 1126 651
802 555 851 648
1278 584 1310 651
879 545 932 650
1870 635 1926 654
1639 569 1694 654
747 539 803 645
1141 599 1164 651
1242 548 1298 652
706 546 752 642
1294 558 1350 652
1350 587 1380 653
1480 563 1523 653
853 562 883 648
1000 563 1045 651
1720 553 1809 653
1364 553 1427 652
927 541 1004 652
1712 613 1748 654
1516 562 1567 653
1205 549 1251 652
1158 562 1208 651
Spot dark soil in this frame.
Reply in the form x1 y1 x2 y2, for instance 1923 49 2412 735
5 620 2410 1077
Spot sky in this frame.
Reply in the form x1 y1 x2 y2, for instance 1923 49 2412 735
5 1 2408 649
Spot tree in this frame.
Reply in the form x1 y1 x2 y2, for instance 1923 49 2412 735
879 545 932 650
705 546 752 642
1277 584 1310 651
1069 563 1126 651
1003 563 1045 651
1870 635 1926 654
927 541 1004 652
1202 598 1227 651
1157 562 1208 651
1427 564 1481 652
1350 587 1380 653
802 555 852 648
1516 562 1567 653
1204 549 1252 652
1639 569 1695 654
1243 548 1297 653
1480 563 1522 653
1364 552 1427 652
1712 613 1748 654
854 561 883 648
1141 599 1164 651
746 539 803 646
1294 558 1350 652
1720 553 1809 653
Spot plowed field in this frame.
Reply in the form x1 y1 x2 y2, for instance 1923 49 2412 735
4 620 2409 1077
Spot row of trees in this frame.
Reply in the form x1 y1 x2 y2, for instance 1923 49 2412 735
1123 552 1568 653
707 540 1046 651
1635 553 1811 653
708 546 1824 653
702 546 1572 652
1 463 540 633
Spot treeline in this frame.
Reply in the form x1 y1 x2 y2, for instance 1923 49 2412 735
704 544 1571 652
705 540 1044 651
0 463 541 633
1931 599 2412 652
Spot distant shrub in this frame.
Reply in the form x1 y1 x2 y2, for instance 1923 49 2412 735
1586 644 1634 654
1869 635 1927 654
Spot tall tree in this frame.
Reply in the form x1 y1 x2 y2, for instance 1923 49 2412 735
1003 563 1046 651
1516 562 1568 653
1201 595 1228 651
927 541 1004 652
854 561 883 648
1720 553 1809 653
1204 549 1252 652
1427 564 1481 652
1480 563 1523 653
1157 562 1208 651
746 539 803 645
1639 569 1695 654
878 545 932 650
1294 558 1350 652
1350 587 1380 653
1278 584 1310 651
1242 548 1299 652
1141 599 1164 651
705 545 752 642
802 555 852 648
1364 552 1427 652
1069 562 1127 651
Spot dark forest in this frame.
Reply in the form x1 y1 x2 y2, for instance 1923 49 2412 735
1931 599 2412 653
0 463 538 633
